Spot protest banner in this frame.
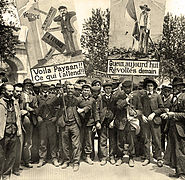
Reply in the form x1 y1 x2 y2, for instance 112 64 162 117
30 61 86 83
107 59 160 76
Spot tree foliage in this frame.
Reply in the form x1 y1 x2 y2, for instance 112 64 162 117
0 0 19 62
81 9 110 75
81 9 185 79
159 13 185 79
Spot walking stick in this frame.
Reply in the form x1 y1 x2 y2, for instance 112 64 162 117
59 80 68 121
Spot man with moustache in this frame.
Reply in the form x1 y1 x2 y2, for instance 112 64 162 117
113 80 141 167
12 83 24 176
54 6 77 57
22 78 38 168
162 77 185 179
37 83 59 168
56 84 82 172
98 81 116 166
0 83 22 180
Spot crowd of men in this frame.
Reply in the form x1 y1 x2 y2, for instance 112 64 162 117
0 72 185 180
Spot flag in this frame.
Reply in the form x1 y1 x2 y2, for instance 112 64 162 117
126 0 140 41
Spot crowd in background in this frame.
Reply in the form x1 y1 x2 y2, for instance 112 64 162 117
0 69 185 180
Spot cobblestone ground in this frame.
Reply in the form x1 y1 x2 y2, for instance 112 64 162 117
11 156 175 180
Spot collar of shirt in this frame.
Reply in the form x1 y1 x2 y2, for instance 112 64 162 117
105 93 111 99
83 95 90 100
147 91 153 95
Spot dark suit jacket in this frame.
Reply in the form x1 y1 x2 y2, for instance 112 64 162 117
171 93 185 137
37 94 57 120
54 11 76 33
54 95 81 128
140 91 165 124
96 94 115 125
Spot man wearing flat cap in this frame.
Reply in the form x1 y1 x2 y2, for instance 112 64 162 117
161 77 185 179
140 78 165 167
97 81 117 166
113 80 141 167
139 4 151 54
37 83 59 168
77 84 98 165
54 6 77 57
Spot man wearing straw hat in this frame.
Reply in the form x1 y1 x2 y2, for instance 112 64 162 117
138 4 151 54
140 78 164 167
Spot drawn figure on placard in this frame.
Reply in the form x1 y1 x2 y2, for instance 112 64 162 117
53 6 77 57
138 4 151 54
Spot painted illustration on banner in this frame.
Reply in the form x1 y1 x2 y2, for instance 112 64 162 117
109 0 166 53
15 0 82 67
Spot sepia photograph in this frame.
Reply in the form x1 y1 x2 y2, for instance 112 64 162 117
0 0 185 180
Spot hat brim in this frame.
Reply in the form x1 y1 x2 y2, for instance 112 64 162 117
140 5 151 11
143 79 158 89
172 82 185 87
103 83 112 87
82 84 91 89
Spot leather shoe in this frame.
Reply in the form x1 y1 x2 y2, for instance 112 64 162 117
142 159 150 166
53 159 60 167
179 175 185 180
169 173 179 178
100 160 107 166
128 159 134 167
73 164 79 172
109 158 116 165
115 159 122 166
85 156 94 165
157 160 163 167
24 163 33 168
61 162 69 169
13 171 21 176
37 159 45 168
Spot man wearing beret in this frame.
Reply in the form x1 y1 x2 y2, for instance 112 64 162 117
37 84 59 167
161 77 185 179
98 81 117 166
113 80 141 167
21 78 38 168
140 78 165 167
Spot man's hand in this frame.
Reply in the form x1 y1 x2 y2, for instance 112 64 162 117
167 112 175 118
77 107 84 114
50 117 57 122
96 122 101 130
142 114 148 123
92 126 96 133
161 113 168 119
37 116 43 123
109 120 114 129
148 112 155 121
126 92 134 103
